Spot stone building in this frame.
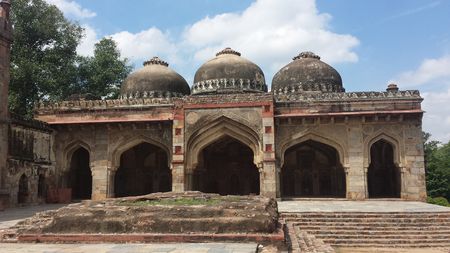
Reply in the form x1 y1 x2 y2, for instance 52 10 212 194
0 1 427 207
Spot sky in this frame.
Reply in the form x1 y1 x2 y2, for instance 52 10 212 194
44 0 450 142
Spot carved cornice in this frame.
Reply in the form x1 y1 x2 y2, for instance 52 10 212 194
35 97 175 114
191 78 267 95
143 56 169 67
275 90 422 103
272 83 345 94
119 90 186 99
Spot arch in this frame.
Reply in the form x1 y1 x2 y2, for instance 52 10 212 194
279 132 347 168
186 116 262 170
114 142 171 197
280 139 346 198
18 174 29 204
110 135 171 169
191 135 260 195
364 132 402 168
367 139 401 198
69 147 92 199
64 140 92 169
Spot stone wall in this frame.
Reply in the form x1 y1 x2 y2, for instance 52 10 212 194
53 121 172 200
275 114 426 200
2 120 54 207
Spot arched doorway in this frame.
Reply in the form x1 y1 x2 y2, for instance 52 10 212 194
69 147 92 199
18 174 29 204
192 136 260 195
114 142 171 197
281 140 346 198
37 174 46 198
368 139 401 198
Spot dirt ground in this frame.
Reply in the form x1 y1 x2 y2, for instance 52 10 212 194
334 247 450 253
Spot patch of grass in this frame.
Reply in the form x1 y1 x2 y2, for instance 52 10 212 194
120 198 222 206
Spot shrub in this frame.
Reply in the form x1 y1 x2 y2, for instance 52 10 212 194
427 196 450 207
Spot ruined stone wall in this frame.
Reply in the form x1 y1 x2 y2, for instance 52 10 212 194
4 122 54 207
275 114 426 200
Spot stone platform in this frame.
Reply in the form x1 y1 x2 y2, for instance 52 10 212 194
3 192 285 248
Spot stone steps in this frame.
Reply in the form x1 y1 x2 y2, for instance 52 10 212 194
282 211 450 248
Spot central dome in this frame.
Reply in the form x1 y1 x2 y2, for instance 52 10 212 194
120 57 190 98
272 52 344 94
192 48 267 95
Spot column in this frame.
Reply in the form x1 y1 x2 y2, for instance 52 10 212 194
260 103 277 198
346 124 366 200
171 102 185 192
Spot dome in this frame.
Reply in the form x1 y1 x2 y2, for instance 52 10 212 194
120 57 190 98
192 48 267 95
272 52 344 94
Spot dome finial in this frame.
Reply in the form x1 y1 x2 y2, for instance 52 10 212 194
216 47 241 57
293 51 321 61
143 56 169 67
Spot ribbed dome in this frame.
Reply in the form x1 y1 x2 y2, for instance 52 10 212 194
272 52 344 94
192 48 267 95
120 57 190 98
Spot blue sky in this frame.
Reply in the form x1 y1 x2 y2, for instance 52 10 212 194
45 0 450 142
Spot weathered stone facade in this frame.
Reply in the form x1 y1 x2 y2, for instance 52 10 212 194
0 2 427 207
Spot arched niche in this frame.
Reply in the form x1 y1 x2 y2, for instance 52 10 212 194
113 142 171 197
191 135 260 195
280 140 346 198
367 139 401 198
186 116 263 170
69 147 92 199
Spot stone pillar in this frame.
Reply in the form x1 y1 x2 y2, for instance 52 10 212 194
346 124 366 200
260 103 277 198
91 166 108 200
106 168 116 198
0 1 12 197
260 161 277 198
401 122 427 201
171 101 185 192
90 125 109 200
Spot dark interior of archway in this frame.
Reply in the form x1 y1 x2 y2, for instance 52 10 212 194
281 140 346 198
18 174 28 204
70 148 92 199
368 139 401 198
115 143 171 197
193 136 260 195
37 174 46 198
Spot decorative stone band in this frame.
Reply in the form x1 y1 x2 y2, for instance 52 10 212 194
272 83 345 95
119 90 186 100
191 78 267 95
35 97 175 113
275 90 421 102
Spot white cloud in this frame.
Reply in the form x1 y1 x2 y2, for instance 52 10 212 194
422 88 450 143
111 28 178 64
183 0 359 73
391 55 450 142
45 0 96 19
390 55 450 88
77 25 98 56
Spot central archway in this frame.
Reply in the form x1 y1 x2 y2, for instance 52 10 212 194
281 140 346 198
114 142 171 197
192 136 260 195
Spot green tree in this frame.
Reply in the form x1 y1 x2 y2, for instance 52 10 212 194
9 0 83 117
424 132 450 199
72 38 132 99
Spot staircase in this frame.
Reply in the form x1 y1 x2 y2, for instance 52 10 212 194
281 211 450 248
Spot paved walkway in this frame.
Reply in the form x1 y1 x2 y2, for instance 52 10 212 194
0 243 258 253
278 200 450 213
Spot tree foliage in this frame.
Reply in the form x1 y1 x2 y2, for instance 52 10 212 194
72 38 132 99
424 132 450 200
9 0 132 117
10 0 82 116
